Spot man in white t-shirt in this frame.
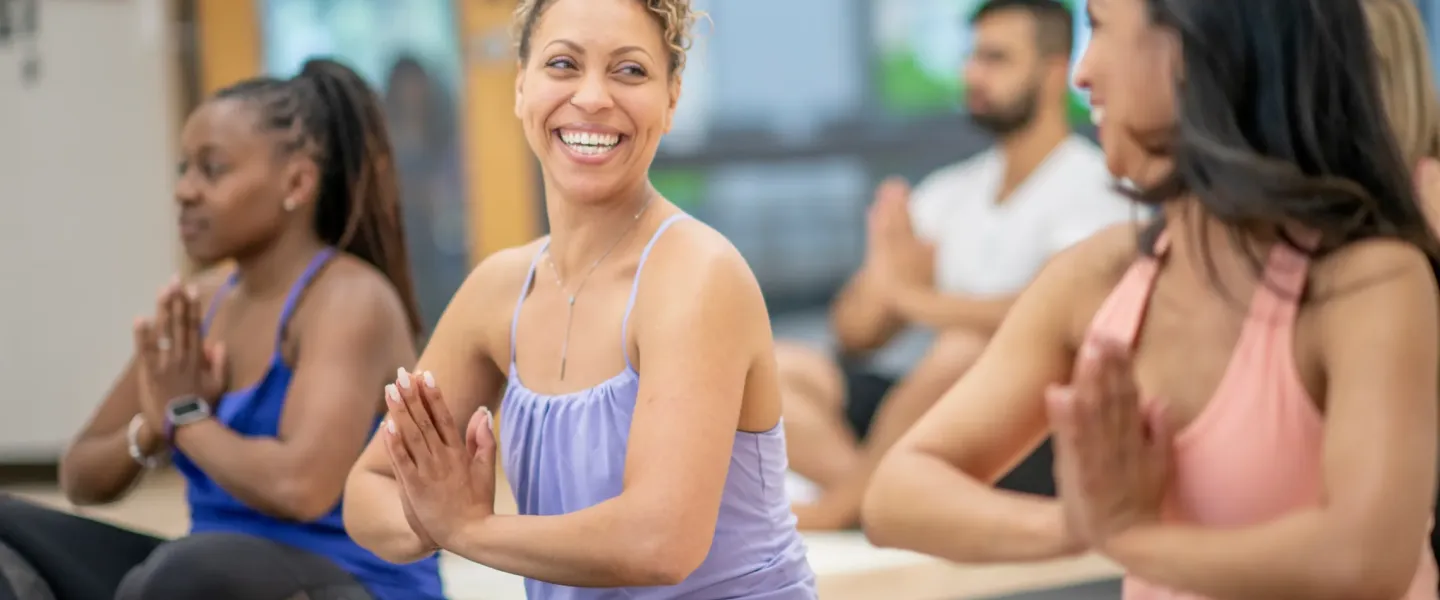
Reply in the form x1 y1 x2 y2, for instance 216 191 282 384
779 0 1135 530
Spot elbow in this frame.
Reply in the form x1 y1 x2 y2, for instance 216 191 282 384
272 475 342 523
621 527 710 586
57 451 119 507
858 456 908 549
1318 547 1419 600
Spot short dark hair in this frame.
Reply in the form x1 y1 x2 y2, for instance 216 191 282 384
970 0 1075 58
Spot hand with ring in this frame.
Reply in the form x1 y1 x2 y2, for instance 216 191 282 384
133 276 227 433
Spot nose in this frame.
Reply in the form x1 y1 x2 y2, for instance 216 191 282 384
569 71 615 113
174 167 200 206
1072 46 1095 91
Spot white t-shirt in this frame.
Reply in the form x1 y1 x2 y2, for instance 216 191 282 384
910 135 1135 296
868 135 1134 376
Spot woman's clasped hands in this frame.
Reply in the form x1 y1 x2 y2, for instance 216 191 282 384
132 277 227 434
1046 340 1172 554
384 367 497 551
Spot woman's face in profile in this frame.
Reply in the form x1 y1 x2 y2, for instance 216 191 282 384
514 0 679 204
175 99 300 263
1073 0 1179 187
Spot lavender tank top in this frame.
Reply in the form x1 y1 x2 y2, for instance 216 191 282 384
498 214 817 599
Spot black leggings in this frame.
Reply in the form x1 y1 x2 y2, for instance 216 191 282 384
0 496 373 600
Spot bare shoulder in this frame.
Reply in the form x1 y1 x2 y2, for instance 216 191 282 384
458 239 547 320
1027 221 1146 343
301 255 411 336
636 215 768 337
1307 237 1438 325
640 216 762 305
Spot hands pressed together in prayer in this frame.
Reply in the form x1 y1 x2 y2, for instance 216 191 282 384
383 367 497 551
1047 340 1172 555
132 277 227 436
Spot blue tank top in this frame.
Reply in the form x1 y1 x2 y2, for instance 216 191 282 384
173 249 444 600
500 215 817 599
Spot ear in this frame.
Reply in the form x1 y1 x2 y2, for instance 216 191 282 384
664 75 683 134
514 63 527 120
281 156 320 213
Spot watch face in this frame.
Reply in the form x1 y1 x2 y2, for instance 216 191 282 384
172 402 204 418
168 397 210 425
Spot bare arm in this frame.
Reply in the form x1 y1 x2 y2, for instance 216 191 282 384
345 253 509 563
889 287 1018 334
57 357 162 505
831 268 907 353
1100 241 1439 600
443 229 764 586
174 271 413 522
861 234 1118 562
59 269 232 505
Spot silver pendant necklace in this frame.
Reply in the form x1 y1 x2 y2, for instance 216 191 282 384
544 197 654 380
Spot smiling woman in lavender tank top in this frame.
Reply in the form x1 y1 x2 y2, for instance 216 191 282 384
342 0 816 597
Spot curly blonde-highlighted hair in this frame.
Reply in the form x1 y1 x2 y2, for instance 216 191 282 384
1363 0 1440 166
512 0 701 77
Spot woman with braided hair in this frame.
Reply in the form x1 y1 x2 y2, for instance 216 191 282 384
0 59 443 600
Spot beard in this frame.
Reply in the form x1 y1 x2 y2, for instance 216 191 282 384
967 85 1040 137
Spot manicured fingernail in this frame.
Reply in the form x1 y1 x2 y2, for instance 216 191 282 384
396 367 410 389
386 419 396 434
423 371 435 388
480 407 493 428
385 384 399 405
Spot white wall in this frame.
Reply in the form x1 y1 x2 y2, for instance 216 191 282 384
0 0 178 460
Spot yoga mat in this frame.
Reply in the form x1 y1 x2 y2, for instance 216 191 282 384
978 578 1122 600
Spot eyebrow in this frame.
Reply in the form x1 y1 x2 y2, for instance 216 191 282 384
544 39 654 60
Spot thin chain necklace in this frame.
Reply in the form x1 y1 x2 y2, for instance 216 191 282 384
543 196 654 380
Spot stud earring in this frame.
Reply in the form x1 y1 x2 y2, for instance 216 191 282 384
283 197 297 212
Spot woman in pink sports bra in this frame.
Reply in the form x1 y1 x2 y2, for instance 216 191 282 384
861 0 1440 598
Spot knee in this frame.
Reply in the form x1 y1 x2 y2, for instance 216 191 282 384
773 341 844 402
116 533 254 600
0 541 53 600
928 330 989 376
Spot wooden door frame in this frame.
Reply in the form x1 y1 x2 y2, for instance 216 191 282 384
182 0 537 270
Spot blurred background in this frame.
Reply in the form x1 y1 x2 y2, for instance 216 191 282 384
0 0 1115 463
8 1 1437 597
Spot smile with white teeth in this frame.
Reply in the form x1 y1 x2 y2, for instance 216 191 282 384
558 130 621 156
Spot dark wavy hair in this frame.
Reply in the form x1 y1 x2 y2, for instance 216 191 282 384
1127 0 1440 285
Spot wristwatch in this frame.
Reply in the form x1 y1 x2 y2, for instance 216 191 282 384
163 395 212 441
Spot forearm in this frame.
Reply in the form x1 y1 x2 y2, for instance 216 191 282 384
447 497 689 588
833 269 904 352
893 287 1013 333
862 451 1076 562
343 468 435 563
172 419 328 521
1103 512 1418 600
59 423 159 505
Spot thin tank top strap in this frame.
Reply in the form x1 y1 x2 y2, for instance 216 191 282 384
1089 229 1168 349
511 240 550 365
1251 230 1318 323
621 214 691 370
274 248 337 351
200 273 240 335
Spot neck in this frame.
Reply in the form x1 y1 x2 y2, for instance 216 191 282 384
543 179 656 280
1160 201 1269 289
997 106 1070 191
232 227 328 298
